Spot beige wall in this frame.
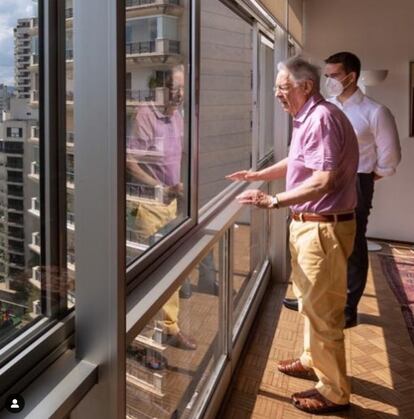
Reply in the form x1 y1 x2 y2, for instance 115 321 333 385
304 0 414 242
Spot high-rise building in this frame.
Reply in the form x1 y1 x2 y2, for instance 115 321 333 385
0 98 37 293
13 19 33 100
0 85 12 122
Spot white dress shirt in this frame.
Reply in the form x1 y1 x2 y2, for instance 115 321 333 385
329 88 401 176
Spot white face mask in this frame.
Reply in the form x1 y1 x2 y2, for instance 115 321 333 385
325 77 345 97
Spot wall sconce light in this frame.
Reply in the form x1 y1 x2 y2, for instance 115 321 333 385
360 69 389 86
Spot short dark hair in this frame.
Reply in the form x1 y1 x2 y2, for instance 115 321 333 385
324 52 361 80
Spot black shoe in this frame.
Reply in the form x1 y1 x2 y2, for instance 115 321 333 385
345 315 358 329
283 297 299 312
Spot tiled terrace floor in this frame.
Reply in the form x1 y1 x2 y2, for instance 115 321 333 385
219 244 414 418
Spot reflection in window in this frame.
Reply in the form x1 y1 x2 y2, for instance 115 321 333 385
126 239 224 418
125 1 189 264
66 0 75 307
0 1 41 349
198 0 253 208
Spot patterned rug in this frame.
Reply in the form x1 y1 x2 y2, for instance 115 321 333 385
378 246 414 344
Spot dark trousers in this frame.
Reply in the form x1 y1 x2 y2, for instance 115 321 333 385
345 173 375 318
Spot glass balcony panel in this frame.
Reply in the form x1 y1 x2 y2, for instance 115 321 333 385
232 205 268 334
126 239 225 418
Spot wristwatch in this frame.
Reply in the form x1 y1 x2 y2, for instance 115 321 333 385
269 194 280 209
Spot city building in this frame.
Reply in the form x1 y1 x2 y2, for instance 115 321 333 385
0 84 12 122
13 19 32 100
0 96 39 338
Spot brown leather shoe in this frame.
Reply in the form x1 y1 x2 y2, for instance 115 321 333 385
162 331 197 350
292 388 350 414
277 358 318 381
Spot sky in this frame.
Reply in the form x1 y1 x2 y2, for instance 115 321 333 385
0 0 36 87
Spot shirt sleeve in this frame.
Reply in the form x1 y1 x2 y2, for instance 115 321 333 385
129 107 154 149
372 106 401 177
303 112 343 172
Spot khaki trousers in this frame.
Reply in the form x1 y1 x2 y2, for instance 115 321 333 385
289 218 356 404
130 199 180 335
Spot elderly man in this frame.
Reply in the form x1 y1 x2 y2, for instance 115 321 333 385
283 52 401 327
227 56 358 414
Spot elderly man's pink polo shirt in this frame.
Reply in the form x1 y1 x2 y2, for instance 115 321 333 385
286 93 359 214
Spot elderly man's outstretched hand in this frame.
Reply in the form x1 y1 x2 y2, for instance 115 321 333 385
236 189 271 209
226 170 260 181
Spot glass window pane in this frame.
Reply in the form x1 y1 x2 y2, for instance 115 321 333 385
199 0 253 209
258 35 274 162
125 1 190 264
126 239 225 418
0 1 40 348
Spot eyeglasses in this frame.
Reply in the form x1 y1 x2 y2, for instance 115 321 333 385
273 84 292 93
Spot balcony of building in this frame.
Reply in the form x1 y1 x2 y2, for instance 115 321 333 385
67 252 75 272
29 125 40 143
65 7 74 28
29 197 40 217
66 91 74 108
66 131 75 149
28 232 41 254
30 89 39 105
66 171 75 190
67 212 75 231
29 53 39 69
125 38 180 64
28 17 39 34
28 161 40 181
29 266 41 289
126 0 183 19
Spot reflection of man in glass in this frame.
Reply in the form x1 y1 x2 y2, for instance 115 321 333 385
127 65 197 350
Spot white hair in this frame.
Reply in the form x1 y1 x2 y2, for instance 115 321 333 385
277 56 321 91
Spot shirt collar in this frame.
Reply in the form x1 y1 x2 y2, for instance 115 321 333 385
294 93 325 123
331 87 364 108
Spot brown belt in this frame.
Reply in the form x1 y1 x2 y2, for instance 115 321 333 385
291 211 355 222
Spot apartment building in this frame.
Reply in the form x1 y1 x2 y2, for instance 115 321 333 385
13 19 32 100
0 97 39 342
0 84 12 123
